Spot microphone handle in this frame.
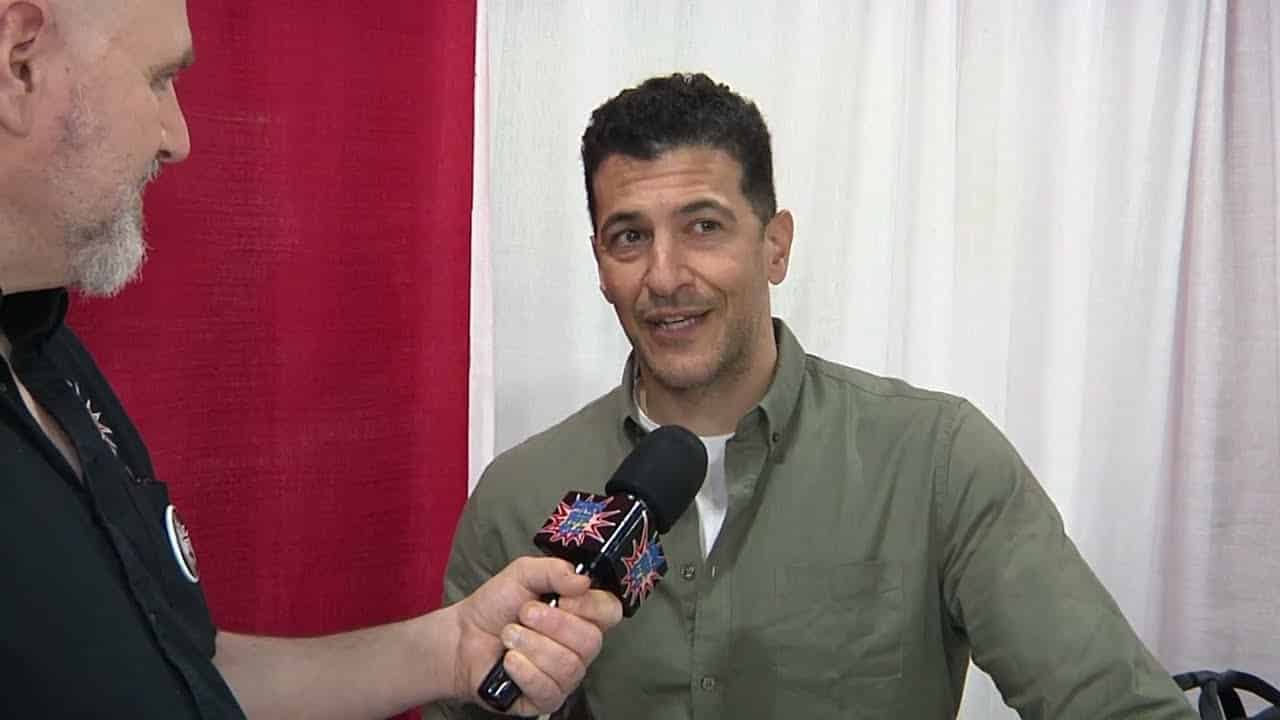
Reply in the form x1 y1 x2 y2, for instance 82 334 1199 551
477 563 586 712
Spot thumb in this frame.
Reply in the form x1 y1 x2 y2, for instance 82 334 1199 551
508 556 591 598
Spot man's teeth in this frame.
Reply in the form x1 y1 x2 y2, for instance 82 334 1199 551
658 316 693 327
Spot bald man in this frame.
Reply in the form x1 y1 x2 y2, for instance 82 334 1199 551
0 2 621 717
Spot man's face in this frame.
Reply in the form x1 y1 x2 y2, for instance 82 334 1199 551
591 146 791 395
44 0 193 296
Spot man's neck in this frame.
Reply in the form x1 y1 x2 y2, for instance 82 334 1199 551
0 210 69 295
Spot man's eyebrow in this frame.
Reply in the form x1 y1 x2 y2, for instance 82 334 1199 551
598 200 735 234
598 210 643 233
676 199 735 218
150 46 196 78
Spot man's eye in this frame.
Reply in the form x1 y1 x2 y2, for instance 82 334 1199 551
692 219 721 234
611 229 645 246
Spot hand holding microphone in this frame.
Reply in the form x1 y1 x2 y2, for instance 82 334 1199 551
478 425 708 712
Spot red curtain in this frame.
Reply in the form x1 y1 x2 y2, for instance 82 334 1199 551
70 1 475 700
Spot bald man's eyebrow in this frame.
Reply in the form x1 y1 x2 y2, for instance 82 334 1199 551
149 46 195 82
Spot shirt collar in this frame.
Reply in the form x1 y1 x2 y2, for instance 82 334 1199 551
613 317 807 453
0 288 70 353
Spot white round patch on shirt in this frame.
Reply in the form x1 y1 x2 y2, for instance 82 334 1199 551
165 504 199 583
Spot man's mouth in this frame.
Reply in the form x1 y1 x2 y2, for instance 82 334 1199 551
657 316 694 329
645 310 710 332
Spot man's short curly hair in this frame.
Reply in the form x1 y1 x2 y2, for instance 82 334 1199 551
581 73 776 229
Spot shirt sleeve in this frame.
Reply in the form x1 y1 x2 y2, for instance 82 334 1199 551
937 401 1196 719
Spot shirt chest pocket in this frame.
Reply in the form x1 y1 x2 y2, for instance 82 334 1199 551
768 560 903 679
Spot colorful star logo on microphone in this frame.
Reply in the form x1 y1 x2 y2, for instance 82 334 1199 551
621 523 665 605
536 495 620 548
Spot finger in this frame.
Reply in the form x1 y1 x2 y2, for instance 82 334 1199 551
517 601 605 665
550 589 623 632
500 649 571 716
508 556 591 599
498 628 585 714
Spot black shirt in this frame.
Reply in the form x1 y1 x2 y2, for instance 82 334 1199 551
0 289 245 719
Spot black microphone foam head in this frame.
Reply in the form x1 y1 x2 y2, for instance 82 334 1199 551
605 425 707 534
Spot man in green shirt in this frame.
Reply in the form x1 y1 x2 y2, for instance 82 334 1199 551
426 73 1195 719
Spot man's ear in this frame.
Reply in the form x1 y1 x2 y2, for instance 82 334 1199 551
589 234 615 303
764 209 794 285
0 2 47 138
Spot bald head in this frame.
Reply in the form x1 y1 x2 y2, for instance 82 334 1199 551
51 0 155 60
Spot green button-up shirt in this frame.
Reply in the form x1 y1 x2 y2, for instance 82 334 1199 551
425 320 1193 719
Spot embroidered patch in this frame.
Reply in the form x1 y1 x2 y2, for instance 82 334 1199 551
65 380 118 456
164 504 199 583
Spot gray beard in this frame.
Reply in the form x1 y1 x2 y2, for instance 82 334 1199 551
64 167 155 298
56 83 156 298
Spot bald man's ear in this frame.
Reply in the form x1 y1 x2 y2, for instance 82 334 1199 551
0 2 46 137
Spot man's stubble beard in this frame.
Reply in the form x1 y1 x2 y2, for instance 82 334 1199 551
635 307 758 397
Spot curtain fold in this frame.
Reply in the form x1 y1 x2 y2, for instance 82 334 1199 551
1159 0 1280 685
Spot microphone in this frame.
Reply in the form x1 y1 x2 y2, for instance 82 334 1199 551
477 425 708 712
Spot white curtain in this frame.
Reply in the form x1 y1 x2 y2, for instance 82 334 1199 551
1160 0 1280 701
471 1 1279 716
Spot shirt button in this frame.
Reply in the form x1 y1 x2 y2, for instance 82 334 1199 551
681 563 697 581
700 676 717 692
771 431 782 443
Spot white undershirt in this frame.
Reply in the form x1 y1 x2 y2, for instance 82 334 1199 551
634 399 731 559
